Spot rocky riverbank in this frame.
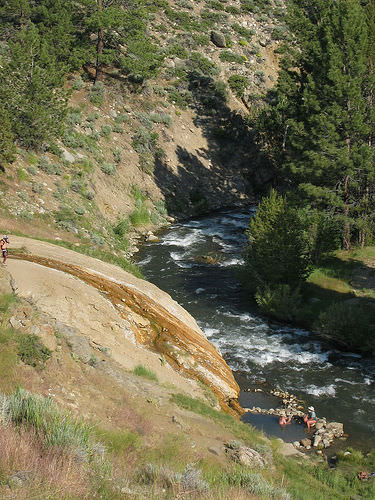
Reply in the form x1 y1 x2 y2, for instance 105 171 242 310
243 388 346 452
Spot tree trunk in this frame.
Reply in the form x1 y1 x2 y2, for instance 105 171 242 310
343 174 351 251
95 0 104 83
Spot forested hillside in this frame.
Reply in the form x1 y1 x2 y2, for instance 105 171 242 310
246 0 375 354
0 0 286 262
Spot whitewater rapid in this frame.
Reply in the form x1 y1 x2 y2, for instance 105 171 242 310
137 210 375 448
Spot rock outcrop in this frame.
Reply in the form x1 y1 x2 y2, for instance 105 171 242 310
8 236 240 414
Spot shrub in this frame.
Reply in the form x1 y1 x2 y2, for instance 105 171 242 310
228 74 249 97
232 23 255 40
113 124 123 134
27 165 37 175
18 191 29 202
167 87 192 109
130 205 151 226
113 148 122 164
255 284 302 322
149 112 172 127
167 43 188 58
189 52 219 76
72 76 84 90
32 182 43 194
316 303 375 352
87 112 99 122
89 81 105 106
16 334 51 369
70 180 85 193
114 218 130 238
220 50 247 63
133 364 158 381
139 152 155 175
100 125 112 138
245 190 310 289
75 206 86 216
181 464 209 494
101 163 116 175
132 127 159 154
5 388 92 453
114 113 129 124
66 109 83 126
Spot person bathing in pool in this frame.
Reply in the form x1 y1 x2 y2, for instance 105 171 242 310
279 411 292 426
303 406 317 430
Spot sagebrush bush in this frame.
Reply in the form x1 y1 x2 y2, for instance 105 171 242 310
101 163 116 175
72 76 84 90
149 112 172 127
89 81 105 106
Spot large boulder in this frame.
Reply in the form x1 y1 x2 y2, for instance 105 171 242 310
225 442 267 468
211 31 226 48
326 422 344 437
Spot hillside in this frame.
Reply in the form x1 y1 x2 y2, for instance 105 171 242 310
0 0 284 259
2 241 375 499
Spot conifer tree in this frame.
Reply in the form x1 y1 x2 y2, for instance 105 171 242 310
258 0 375 249
0 23 68 149
245 189 309 288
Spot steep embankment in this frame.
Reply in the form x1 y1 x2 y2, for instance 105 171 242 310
6 236 240 413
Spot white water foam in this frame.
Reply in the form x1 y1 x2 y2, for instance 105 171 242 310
220 258 245 267
304 384 336 397
161 230 203 247
137 255 152 265
204 328 220 338
195 288 205 294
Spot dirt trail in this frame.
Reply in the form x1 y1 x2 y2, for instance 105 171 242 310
7 236 241 413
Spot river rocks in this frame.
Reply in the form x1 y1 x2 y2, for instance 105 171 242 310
145 231 159 243
326 422 344 437
61 148 75 163
300 438 312 448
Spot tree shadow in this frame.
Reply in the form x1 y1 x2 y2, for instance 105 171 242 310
153 70 274 216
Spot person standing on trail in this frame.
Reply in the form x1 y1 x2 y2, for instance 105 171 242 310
0 235 9 265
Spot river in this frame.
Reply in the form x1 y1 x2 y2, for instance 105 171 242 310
136 209 375 450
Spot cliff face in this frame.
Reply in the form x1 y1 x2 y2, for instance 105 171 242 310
8 236 240 413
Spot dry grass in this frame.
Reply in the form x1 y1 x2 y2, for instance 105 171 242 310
0 423 90 499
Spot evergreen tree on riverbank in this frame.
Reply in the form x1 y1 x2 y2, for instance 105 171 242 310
257 0 375 249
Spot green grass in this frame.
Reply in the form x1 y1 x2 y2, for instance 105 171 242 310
1 229 143 278
0 293 18 314
5 388 93 452
170 393 265 447
129 206 151 226
133 364 158 381
274 453 375 499
94 428 139 455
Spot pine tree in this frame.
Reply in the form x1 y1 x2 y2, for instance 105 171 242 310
258 0 375 249
0 107 16 168
0 23 68 149
245 189 309 288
